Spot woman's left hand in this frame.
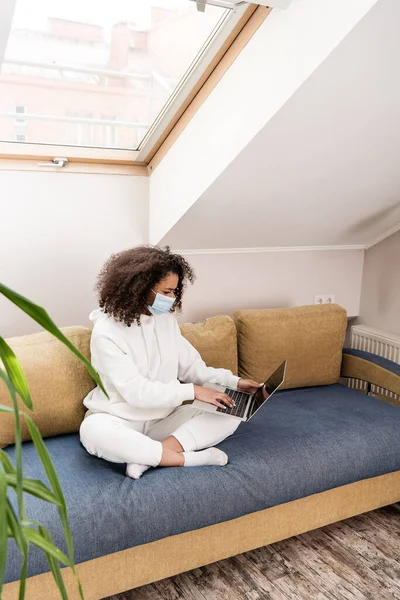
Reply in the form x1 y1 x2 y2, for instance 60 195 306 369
237 378 263 394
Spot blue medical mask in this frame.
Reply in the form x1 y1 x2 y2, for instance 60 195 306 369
147 288 175 316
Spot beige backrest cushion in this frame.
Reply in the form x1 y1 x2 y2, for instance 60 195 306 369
180 315 238 376
0 327 95 448
234 304 347 389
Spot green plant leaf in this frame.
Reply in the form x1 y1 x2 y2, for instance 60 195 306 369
22 526 71 567
0 404 16 414
0 286 88 598
14 517 72 599
0 370 26 522
20 519 42 528
24 416 84 597
18 554 28 600
0 338 32 410
19 518 70 599
38 525 69 600
0 406 84 597
6 499 25 555
0 373 29 600
5 474 62 506
24 418 65 506
0 470 7 596
24 416 85 599
0 448 16 474
0 283 107 397
8 513 29 600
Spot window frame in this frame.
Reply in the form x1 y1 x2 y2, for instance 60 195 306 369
0 4 269 174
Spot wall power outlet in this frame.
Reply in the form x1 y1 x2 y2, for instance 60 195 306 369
314 295 335 305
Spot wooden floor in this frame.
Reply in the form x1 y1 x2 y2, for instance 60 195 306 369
105 503 400 600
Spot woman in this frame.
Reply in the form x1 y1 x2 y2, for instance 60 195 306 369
80 245 262 479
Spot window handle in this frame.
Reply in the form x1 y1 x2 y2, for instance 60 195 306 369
38 157 68 168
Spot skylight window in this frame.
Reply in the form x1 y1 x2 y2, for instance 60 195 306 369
0 0 232 154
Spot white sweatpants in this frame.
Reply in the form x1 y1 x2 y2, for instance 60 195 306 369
79 404 241 467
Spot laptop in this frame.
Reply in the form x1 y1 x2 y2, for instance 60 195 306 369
191 360 287 422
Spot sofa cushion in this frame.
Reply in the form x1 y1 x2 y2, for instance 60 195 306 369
180 315 238 375
4 383 400 583
234 304 347 389
0 327 95 447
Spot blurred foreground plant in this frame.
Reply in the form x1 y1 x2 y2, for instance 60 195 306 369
0 283 108 599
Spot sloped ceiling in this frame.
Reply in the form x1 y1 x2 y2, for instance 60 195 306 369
161 0 400 250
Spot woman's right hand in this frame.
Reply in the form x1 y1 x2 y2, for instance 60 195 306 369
193 385 235 409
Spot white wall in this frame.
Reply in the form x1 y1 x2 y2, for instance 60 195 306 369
150 0 378 244
0 170 364 338
174 248 364 324
0 171 149 338
358 231 400 335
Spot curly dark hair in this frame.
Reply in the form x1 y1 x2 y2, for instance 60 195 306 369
95 245 196 327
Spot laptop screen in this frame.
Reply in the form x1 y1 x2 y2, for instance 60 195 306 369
248 361 286 418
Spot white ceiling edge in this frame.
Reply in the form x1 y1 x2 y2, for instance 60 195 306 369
174 222 400 252
365 223 400 249
175 245 365 255
172 224 400 255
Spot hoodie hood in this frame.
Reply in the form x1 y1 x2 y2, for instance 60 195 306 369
89 308 109 323
89 308 155 326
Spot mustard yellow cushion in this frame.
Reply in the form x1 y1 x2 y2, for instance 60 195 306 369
234 304 347 389
0 327 95 448
180 316 238 376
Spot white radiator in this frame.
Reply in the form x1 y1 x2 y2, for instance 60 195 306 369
349 325 400 401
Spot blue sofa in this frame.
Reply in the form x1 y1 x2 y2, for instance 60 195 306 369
2 307 400 600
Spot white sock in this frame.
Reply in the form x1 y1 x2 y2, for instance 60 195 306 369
126 463 151 479
182 447 228 467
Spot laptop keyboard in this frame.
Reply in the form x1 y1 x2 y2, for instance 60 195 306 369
216 388 251 418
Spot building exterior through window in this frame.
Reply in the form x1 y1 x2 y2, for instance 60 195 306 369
0 0 226 151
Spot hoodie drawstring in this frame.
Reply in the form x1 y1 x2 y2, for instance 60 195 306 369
154 318 163 375
141 318 162 381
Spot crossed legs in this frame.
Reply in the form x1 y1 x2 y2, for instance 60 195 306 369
79 406 241 477
160 435 185 466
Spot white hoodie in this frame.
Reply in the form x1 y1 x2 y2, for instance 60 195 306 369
83 308 240 422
